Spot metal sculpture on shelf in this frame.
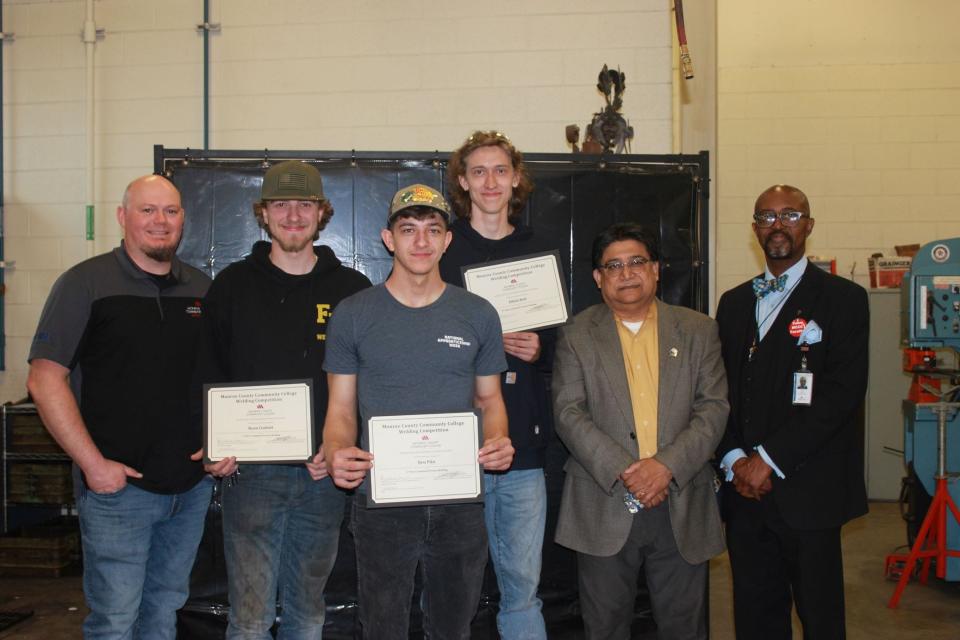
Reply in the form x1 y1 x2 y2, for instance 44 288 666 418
565 65 634 154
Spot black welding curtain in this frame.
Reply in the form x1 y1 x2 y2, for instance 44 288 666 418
167 153 706 314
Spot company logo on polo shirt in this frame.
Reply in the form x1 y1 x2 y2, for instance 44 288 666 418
185 300 203 318
437 335 471 349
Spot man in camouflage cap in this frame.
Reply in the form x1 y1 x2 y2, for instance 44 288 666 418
323 183 514 638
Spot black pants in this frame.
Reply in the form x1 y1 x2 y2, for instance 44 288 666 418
351 500 487 640
577 502 708 640
725 492 845 640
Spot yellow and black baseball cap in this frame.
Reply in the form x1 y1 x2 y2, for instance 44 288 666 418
388 184 451 224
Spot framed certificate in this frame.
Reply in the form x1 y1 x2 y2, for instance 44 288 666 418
364 411 483 508
461 250 570 333
203 379 314 464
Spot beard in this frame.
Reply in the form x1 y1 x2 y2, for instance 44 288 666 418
266 223 320 253
144 245 177 263
273 235 316 253
763 231 793 260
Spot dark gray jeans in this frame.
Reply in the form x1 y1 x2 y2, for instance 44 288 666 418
351 500 488 639
577 501 708 640
222 465 344 640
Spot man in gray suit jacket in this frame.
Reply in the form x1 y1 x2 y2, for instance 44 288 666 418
553 223 728 640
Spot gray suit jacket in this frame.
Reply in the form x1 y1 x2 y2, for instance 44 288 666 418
553 301 728 564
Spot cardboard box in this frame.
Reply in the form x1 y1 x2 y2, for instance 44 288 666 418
0 517 80 577
869 256 912 288
7 462 73 504
7 412 62 454
809 256 837 274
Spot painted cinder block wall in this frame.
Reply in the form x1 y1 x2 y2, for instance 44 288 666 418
716 0 960 296
4 0 958 404
0 0 674 402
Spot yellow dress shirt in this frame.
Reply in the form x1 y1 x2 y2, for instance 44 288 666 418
616 301 659 459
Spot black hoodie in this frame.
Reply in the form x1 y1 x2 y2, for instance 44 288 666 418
198 241 371 445
439 218 557 470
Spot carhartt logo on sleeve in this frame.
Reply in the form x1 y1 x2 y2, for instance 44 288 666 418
437 335 472 349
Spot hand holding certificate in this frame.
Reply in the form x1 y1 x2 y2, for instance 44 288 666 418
204 380 315 463
365 412 483 507
461 251 570 333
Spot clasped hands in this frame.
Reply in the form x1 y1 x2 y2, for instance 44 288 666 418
731 452 773 500
620 457 672 509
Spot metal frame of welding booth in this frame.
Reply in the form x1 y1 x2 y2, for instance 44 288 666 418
154 146 709 316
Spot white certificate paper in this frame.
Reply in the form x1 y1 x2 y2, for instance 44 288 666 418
462 251 570 333
366 411 483 507
204 380 314 463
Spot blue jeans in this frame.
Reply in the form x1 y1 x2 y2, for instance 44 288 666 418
484 468 547 640
77 475 213 640
352 500 488 640
221 464 344 640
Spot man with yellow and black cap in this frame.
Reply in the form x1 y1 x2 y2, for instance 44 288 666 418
196 160 371 638
323 184 514 638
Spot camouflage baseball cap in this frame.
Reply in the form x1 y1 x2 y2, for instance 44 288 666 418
260 160 325 201
389 184 451 223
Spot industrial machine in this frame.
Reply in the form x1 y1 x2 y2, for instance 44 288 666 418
886 238 960 607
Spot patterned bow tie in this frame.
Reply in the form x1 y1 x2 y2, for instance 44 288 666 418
753 274 788 299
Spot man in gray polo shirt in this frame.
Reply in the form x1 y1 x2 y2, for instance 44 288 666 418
27 175 212 639
323 184 514 639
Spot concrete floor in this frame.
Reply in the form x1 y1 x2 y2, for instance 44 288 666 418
708 501 960 640
0 502 957 639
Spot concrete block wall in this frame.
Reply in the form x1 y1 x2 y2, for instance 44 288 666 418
716 0 960 297
0 0 674 402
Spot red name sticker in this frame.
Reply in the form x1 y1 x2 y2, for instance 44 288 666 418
789 318 807 338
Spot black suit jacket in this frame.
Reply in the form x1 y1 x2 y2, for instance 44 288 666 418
716 262 869 530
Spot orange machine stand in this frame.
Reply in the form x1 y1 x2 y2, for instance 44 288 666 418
886 476 960 608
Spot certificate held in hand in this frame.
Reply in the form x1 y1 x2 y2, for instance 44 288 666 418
203 379 315 464
461 250 570 333
365 411 483 508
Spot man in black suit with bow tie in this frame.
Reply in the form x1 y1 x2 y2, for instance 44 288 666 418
715 184 869 640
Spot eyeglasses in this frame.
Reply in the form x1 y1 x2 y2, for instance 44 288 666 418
600 255 652 274
753 209 809 228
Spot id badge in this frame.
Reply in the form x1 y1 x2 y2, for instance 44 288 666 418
792 371 813 405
